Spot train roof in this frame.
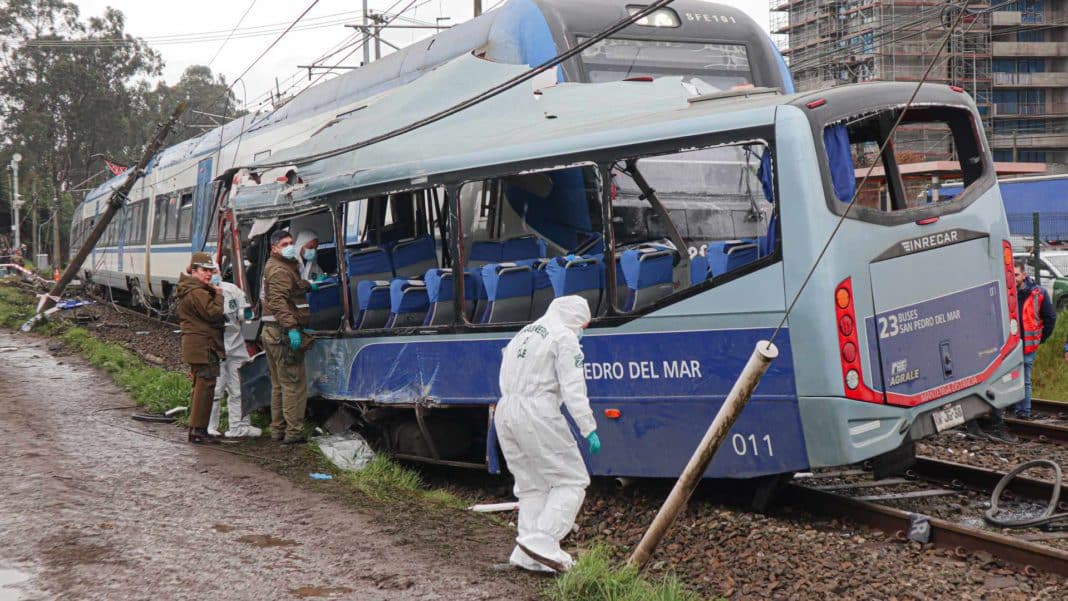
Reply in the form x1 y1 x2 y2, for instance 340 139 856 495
228 55 982 219
80 0 784 208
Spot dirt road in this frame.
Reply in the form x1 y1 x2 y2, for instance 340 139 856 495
0 331 536 601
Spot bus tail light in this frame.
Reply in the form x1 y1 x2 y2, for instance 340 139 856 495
1003 240 1020 344
835 277 882 403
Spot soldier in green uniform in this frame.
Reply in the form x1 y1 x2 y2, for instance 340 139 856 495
260 230 316 444
176 252 226 444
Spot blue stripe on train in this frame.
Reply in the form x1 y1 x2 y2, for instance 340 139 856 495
311 326 807 479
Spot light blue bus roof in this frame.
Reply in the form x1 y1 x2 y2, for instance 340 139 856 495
230 54 787 217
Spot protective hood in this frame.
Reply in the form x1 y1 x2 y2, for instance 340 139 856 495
294 229 319 249
176 272 208 300
543 295 590 336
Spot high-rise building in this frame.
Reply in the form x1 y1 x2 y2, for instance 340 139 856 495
771 0 1068 165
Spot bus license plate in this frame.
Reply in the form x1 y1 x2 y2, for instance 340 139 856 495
932 403 965 432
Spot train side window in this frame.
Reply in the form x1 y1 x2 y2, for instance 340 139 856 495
165 195 180 242
177 192 194 243
607 140 776 311
153 195 167 244
823 106 985 215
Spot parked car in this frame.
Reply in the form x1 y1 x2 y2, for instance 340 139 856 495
1015 250 1068 311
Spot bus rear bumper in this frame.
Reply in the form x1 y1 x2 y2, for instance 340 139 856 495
799 363 1025 468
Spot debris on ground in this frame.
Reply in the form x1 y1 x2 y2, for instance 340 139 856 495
313 431 376 472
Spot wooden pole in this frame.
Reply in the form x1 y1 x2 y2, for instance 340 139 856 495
627 340 779 570
28 102 186 322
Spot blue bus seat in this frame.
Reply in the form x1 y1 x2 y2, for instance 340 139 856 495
546 255 601 317
520 259 553 319
480 263 534 323
620 248 675 312
501 234 547 261
346 246 393 322
391 236 437 278
468 240 502 268
690 255 710 285
725 241 758 272
354 279 392 329
306 276 343 330
424 268 477 325
386 278 430 328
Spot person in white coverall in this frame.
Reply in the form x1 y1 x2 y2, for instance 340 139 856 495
494 295 601 573
293 230 323 280
207 269 262 438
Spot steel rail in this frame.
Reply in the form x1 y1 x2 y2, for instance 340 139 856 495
784 482 1068 577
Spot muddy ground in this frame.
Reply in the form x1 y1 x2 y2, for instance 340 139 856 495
0 330 539 601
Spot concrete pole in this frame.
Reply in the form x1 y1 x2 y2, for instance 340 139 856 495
52 189 62 268
627 341 779 571
362 0 371 65
10 155 20 250
30 179 39 260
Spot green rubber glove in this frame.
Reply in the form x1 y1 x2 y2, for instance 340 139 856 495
586 431 601 455
308 282 320 293
243 307 253 320
287 329 301 351
315 273 331 283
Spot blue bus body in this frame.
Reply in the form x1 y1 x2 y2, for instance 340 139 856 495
227 54 1023 481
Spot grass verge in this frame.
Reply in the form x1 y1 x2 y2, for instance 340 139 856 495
544 546 702 601
1032 309 1068 400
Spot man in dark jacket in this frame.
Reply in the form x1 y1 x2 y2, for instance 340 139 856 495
260 230 316 444
177 252 226 443
1015 259 1056 419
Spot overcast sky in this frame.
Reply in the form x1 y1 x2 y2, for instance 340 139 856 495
73 0 769 111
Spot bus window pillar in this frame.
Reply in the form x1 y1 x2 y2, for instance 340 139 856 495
333 203 353 333
598 164 619 316
446 183 465 325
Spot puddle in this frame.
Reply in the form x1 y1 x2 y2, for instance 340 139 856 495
0 567 33 601
236 534 299 548
290 586 354 598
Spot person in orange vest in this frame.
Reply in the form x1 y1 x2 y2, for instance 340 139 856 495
1015 259 1056 420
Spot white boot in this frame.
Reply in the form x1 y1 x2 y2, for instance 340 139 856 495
207 399 222 437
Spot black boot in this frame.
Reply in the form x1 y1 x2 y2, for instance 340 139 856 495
188 427 221 444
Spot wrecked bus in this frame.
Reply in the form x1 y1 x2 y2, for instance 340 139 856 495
216 53 1023 483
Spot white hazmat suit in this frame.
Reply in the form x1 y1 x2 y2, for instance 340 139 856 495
293 229 323 280
495 295 597 573
208 281 261 438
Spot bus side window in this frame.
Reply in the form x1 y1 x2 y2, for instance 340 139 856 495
607 140 776 312
458 165 603 325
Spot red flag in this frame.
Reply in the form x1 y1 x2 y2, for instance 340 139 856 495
105 159 127 176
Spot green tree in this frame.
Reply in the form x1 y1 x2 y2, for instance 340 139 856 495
141 64 245 145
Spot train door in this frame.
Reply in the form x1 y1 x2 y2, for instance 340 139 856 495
191 157 214 252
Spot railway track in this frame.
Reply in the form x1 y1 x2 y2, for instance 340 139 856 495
789 455 1068 577
1005 399 1068 445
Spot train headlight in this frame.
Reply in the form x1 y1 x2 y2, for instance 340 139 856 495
845 369 860 390
627 6 681 27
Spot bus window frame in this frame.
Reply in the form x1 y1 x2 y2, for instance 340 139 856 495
808 101 997 226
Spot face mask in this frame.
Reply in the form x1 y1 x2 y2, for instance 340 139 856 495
303 248 317 262
209 274 222 286
281 245 298 260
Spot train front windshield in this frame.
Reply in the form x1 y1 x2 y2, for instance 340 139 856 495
579 37 752 90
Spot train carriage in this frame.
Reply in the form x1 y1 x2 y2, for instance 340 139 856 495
219 52 1024 481
71 0 794 309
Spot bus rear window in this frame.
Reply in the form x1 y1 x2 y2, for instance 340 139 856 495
823 106 985 214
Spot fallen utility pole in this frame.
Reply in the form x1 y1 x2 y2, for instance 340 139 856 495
627 340 778 570
26 102 186 327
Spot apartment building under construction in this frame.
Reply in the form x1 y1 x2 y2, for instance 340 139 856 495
771 0 1068 165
